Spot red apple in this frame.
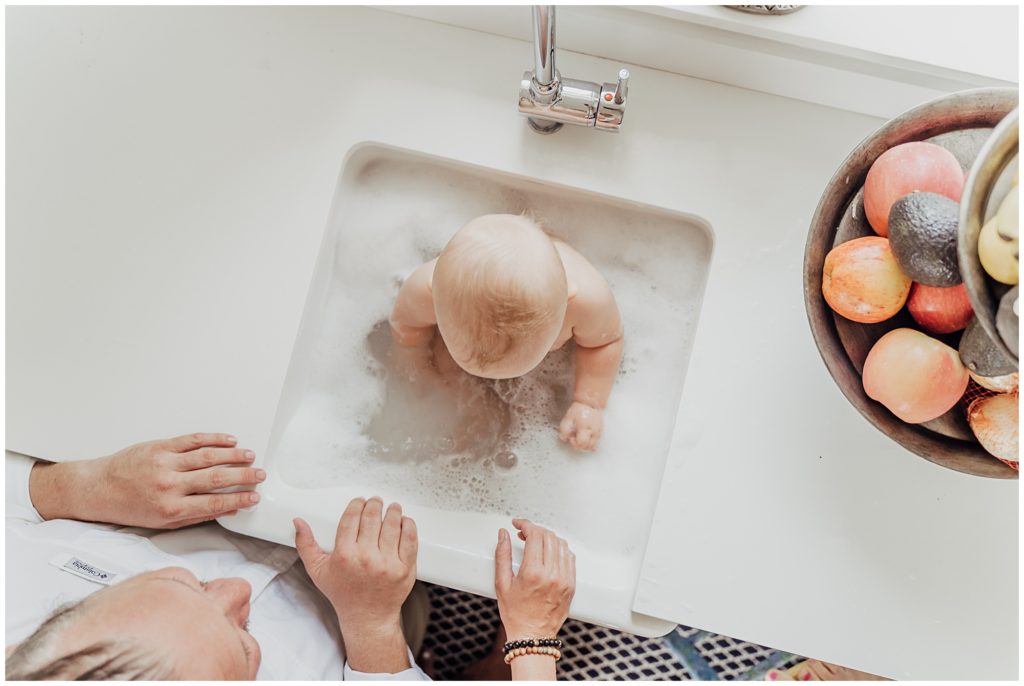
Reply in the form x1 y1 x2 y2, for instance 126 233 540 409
863 328 969 423
864 142 964 236
822 236 911 323
907 283 974 334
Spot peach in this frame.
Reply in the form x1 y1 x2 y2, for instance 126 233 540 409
822 236 911 323
864 142 964 236
906 283 974 334
863 328 969 424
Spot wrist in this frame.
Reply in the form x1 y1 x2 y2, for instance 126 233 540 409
338 614 411 674
570 396 604 410
502 624 561 643
28 459 106 522
338 613 404 638
509 654 558 681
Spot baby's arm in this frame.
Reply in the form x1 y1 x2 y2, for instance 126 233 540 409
559 269 624 452
389 260 443 384
389 259 438 347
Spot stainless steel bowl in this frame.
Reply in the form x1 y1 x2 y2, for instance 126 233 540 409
804 87 1019 479
958 108 1019 366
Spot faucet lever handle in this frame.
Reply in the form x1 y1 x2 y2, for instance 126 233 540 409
613 68 630 105
595 67 629 131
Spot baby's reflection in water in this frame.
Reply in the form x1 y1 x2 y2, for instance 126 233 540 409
363 320 571 467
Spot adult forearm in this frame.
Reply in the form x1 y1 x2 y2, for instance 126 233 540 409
341 619 412 675
28 459 106 522
573 336 624 408
511 655 557 681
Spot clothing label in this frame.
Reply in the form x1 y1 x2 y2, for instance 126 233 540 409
49 554 120 586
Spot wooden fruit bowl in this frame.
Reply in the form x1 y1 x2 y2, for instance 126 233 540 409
804 88 1019 479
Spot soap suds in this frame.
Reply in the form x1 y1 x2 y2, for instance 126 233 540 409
273 156 711 555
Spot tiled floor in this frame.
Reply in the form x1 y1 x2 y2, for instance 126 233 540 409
421 584 804 681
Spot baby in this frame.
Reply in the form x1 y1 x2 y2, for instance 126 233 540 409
389 213 623 451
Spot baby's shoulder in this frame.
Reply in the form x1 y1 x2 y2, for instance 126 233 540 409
398 259 437 306
554 244 617 331
408 258 437 286
553 239 598 280
553 241 608 293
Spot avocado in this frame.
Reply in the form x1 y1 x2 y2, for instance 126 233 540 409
997 286 1019 358
960 317 1016 376
888 192 961 287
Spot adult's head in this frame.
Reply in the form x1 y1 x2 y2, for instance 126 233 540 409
6 566 258 680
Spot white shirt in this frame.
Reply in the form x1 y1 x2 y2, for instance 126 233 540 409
5 452 429 681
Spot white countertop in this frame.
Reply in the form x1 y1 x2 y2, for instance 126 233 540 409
6 6 1017 680
386 5 1017 119
653 5 1018 83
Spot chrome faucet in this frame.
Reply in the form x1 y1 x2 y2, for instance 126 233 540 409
518 6 630 134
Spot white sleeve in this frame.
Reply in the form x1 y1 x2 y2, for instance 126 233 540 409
343 648 431 681
5 451 45 523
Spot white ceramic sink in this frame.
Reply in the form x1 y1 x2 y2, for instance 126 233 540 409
221 143 713 636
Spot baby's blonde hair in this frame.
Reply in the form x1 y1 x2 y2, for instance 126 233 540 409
433 213 567 372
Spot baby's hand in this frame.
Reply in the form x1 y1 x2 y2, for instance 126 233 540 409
558 402 603 451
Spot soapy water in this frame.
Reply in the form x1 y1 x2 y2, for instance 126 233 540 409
273 154 711 556
361 319 570 467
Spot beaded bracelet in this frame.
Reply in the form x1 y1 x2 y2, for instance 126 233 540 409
503 638 563 653
502 638 563 665
503 646 562 665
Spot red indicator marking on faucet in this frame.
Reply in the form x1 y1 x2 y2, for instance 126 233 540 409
603 93 613 101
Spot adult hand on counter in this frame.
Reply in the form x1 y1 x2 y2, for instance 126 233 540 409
28 433 265 528
495 518 576 681
294 496 418 675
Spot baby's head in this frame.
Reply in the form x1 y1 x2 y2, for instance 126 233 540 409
433 214 568 379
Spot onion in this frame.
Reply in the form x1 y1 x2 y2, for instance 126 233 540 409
967 393 1019 463
968 371 1019 394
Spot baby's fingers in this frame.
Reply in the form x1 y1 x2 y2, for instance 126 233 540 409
558 414 576 442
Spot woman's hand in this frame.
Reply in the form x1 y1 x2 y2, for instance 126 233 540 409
28 433 265 528
495 518 576 681
294 497 418 674
495 519 576 680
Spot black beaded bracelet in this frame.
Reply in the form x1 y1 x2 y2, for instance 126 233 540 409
503 638 562 655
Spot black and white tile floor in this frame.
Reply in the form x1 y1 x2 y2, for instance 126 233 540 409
421 584 805 681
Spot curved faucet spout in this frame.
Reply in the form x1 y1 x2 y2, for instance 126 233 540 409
532 6 557 88
518 5 630 133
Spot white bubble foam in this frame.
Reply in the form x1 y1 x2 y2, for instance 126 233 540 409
272 155 711 556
